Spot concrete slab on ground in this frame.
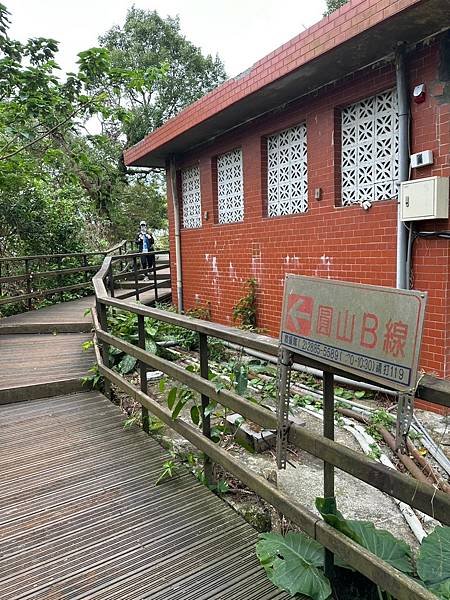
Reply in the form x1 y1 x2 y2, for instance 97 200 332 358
231 410 420 551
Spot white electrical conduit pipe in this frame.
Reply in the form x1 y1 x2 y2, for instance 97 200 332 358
178 353 427 539
288 380 450 479
177 343 450 476
172 347 450 483
169 158 183 313
173 350 440 532
412 416 450 477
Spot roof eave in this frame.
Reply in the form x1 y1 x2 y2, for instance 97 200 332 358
124 0 449 168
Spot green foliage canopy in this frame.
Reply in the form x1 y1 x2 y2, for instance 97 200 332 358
99 7 227 146
0 4 226 257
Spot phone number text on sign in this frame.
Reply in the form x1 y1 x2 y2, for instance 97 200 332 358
280 276 427 391
282 332 410 385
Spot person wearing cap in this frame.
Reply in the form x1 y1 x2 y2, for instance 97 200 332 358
136 220 155 281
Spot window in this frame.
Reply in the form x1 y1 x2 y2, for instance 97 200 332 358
181 165 202 228
217 148 244 224
341 90 399 206
267 124 308 217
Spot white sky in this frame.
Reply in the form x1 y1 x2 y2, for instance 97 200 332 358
6 0 325 78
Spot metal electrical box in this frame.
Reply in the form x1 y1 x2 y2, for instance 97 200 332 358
400 176 449 221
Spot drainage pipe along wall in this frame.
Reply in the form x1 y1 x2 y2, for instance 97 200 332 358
169 156 184 312
395 44 410 290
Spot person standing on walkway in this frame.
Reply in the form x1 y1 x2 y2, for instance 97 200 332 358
136 220 155 281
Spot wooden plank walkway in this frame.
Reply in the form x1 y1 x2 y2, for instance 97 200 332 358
0 296 94 333
0 281 171 403
0 333 93 404
0 285 171 335
0 392 289 600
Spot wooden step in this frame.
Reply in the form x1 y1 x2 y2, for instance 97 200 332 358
0 333 93 405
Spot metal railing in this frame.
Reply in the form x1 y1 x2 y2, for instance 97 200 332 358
92 253 449 600
0 240 129 311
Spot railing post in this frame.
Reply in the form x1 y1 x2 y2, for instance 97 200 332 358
133 255 140 301
24 259 32 311
57 257 64 303
199 332 213 485
323 370 335 579
119 243 125 273
138 314 149 434
83 254 88 283
108 262 115 298
97 299 112 399
152 252 158 302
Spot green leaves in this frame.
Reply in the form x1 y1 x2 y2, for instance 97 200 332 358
99 6 226 145
190 405 200 426
429 580 450 600
82 339 93 352
167 387 177 410
417 527 450 590
233 363 249 396
171 398 186 420
256 532 331 600
166 386 195 422
315 497 360 542
215 480 229 494
145 338 158 354
117 354 137 374
346 521 413 574
77 47 111 80
315 497 413 574
155 459 177 485
232 279 257 329
324 0 348 16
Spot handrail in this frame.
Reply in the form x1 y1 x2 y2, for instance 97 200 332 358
0 240 130 311
92 252 449 600
95 324 450 524
0 239 129 263
95 257 449 407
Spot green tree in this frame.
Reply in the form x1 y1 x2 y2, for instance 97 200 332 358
324 0 348 16
99 7 227 146
0 4 227 258
109 176 168 240
0 2 166 255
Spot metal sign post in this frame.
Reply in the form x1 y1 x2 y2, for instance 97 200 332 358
276 347 293 470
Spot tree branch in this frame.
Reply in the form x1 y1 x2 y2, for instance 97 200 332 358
0 108 79 161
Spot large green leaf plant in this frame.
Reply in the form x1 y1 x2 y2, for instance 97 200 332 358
256 497 450 600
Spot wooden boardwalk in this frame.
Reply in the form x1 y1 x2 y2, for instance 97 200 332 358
0 290 289 598
0 332 93 404
0 395 288 599
0 285 171 335
0 283 171 403
0 296 94 334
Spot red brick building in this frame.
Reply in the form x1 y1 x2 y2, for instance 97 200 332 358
125 0 450 380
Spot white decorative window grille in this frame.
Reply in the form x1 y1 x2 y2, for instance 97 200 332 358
217 148 244 224
267 124 308 217
341 90 399 206
181 165 202 229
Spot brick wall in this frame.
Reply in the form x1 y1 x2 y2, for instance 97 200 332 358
167 36 450 380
